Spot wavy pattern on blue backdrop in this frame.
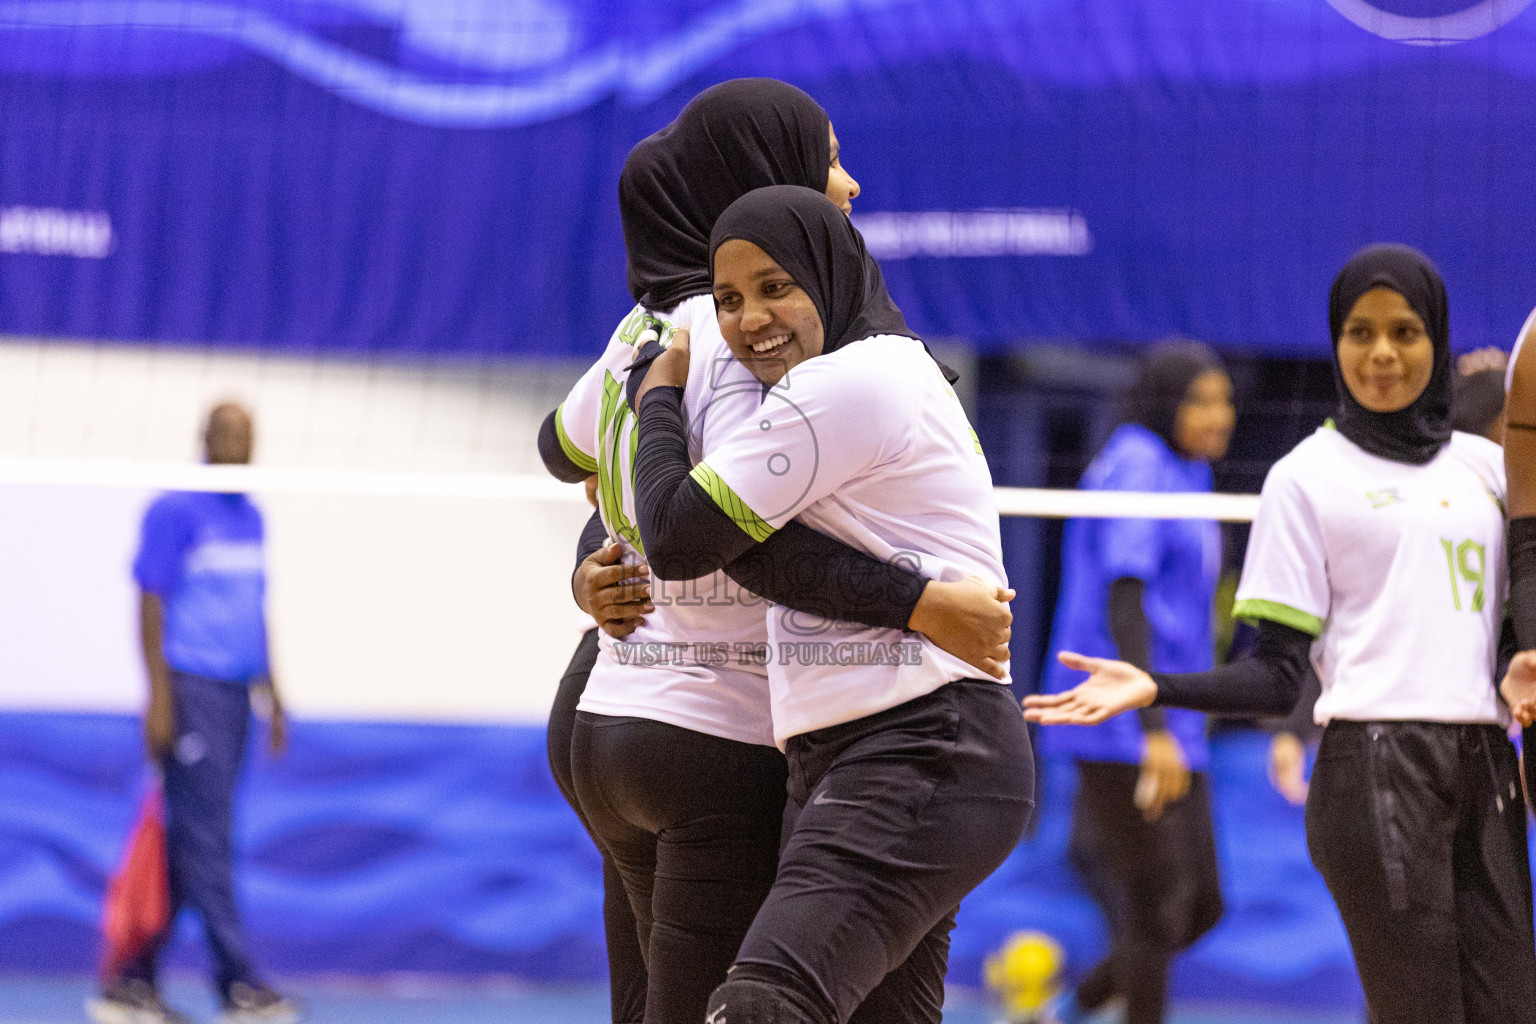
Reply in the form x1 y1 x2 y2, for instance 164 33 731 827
1 0 1536 356
2 712 1368 1008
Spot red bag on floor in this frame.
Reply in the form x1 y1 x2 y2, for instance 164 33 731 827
100 788 171 979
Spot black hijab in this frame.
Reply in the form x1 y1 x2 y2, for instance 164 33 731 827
708 184 918 355
1125 340 1225 455
620 79 831 310
1327 244 1452 465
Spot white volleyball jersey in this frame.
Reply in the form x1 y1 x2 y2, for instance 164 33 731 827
559 296 775 747
691 334 1010 747
1234 427 1507 727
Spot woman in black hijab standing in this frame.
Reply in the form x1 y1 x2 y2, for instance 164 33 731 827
1037 342 1233 1024
631 185 1032 1024
1027 245 1536 1024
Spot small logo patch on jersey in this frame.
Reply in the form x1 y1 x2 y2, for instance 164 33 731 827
1367 488 1404 509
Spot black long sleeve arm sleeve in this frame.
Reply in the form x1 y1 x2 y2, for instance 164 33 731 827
1150 618 1313 718
725 523 926 631
634 386 759 580
538 406 595 484
1278 664 1323 741
633 386 927 629
1107 577 1167 732
576 508 608 564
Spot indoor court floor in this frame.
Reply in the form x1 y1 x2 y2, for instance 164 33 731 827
0 976 1361 1024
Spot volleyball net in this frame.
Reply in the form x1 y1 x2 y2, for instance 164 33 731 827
0 451 1257 725
0 457 1261 520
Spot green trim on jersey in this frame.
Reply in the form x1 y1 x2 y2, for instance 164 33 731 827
1232 598 1323 637
596 372 643 554
555 402 599 474
690 463 776 542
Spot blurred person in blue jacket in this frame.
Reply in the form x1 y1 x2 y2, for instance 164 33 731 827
1039 343 1233 1024
90 403 299 1024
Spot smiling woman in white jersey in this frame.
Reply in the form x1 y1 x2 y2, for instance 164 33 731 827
630 185 1033 1024
538 80 1014 1024
1026 244 1536 1024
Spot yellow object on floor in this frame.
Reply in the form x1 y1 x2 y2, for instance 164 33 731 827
985 930 1065 1021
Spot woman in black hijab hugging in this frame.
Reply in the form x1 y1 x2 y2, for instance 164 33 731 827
1026 244 1536 1024
538 82 1013 1024
630 184 1033 1024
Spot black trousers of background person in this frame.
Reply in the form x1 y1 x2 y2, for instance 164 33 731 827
1068 762 1224 1024
1306 720 1536 1024
120 672 260 999
546 630 649 1024
571 711 788 1024
720 680 1036 1024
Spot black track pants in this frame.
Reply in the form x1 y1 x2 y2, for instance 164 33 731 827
1306 720 1536 1024
726 680 1036 1024
571 712 788 1024
546 630 649 1023
1069 762 1224 1024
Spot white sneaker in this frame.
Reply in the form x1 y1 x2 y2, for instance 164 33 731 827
85 979 193 1024
217 981 302 1024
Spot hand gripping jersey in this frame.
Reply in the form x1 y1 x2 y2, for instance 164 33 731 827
1234 427 1507 726
556 296 776 747
690 334 1010 746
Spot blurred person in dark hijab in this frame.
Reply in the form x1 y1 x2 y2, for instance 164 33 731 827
1038 342 1232 1024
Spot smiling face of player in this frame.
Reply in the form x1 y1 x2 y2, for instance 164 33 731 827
824 123 859 215
713 238 826 386
1337 287 1436 414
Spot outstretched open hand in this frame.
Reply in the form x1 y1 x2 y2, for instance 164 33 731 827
1021 651 1157 725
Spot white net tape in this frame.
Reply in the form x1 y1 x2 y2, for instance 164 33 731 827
0 457 1260 521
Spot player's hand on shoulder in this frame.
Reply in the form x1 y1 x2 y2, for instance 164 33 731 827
575 543 654 639
1021 652 1157 725
632 326 691 407
908 577 1014 680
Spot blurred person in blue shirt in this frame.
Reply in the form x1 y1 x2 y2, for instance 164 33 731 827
91 403 299 1024
1040 343 1233 1024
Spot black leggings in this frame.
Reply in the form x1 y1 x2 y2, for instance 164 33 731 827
1306 721 1536 1024
571 711 788 1024
1069 762 1223 1024
546 631 648 1024
716 680 1035 1024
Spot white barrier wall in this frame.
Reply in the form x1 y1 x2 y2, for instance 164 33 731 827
0 338 593 723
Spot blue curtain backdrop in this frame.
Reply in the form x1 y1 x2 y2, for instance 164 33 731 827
0 712 1370 1009
2 0 1536 357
